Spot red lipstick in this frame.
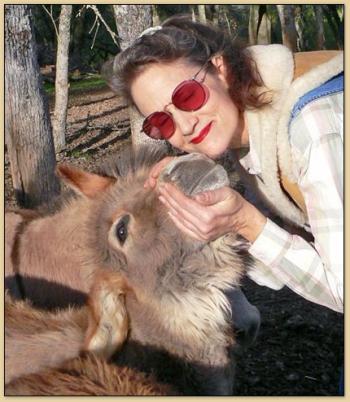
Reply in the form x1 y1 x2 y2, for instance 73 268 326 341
190 122 212 144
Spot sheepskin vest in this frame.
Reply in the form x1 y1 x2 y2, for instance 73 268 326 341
244 45 343 228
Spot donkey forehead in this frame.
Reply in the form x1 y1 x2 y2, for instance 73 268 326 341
102 177 159 220
96 153 229 220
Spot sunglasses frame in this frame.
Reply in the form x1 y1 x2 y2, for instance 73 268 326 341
141 60 211 140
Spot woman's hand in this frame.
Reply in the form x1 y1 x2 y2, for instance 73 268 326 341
144 156 176 189
158 182 267 243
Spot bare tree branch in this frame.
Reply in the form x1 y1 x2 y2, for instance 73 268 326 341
75 5 85 19
86 5 119 47
42 5 59 38
87 11 100 50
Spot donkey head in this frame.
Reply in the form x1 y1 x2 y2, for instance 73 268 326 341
57 148 232 297
53 147 249 394
57 147 247 380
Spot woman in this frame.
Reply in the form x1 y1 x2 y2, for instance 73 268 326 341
104 15 343 314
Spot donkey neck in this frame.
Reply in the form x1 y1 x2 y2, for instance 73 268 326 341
126 291 232 365
124 238 242 367
18 197 93 296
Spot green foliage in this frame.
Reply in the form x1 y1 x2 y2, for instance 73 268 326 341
297 4 343 50
266 5 282 44
72 5 118 70
66 148 93 159
155 5 192 21
216 5 250 42
33 4 343 75
44 74 106 95
299 5 317 50
33 4 119 70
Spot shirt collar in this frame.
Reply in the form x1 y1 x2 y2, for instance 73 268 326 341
238 139 262 175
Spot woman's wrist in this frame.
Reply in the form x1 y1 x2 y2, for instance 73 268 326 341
231 199 267 243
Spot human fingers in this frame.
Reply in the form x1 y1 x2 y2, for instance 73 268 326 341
144 156 176 189
194 187 233 206
167 211 208 242
158 183 207 221
160 183 246 240
159 183 236 222
166 206 226 242
159 184 221 239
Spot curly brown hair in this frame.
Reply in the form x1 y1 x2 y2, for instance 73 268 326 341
103 15 270 113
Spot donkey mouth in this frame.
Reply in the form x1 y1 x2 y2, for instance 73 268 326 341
158 153 229 196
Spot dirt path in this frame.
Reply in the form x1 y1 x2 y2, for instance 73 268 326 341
5 86 131 209
4 86 343 396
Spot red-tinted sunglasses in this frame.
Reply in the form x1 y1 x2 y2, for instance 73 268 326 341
141 61 210 140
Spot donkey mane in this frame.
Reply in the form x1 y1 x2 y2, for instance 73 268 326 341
96 144 168 180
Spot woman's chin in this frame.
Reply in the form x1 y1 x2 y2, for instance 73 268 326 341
204 148 227 160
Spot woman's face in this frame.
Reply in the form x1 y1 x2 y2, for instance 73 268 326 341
130 58 248 159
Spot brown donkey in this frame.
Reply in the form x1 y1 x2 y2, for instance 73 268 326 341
5 147 256 395
5 293 174 396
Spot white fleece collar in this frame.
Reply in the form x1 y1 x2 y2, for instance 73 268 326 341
244 45 343 227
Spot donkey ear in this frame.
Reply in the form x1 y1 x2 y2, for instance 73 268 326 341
56 164 115 198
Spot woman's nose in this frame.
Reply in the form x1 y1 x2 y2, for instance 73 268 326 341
171 108 199 136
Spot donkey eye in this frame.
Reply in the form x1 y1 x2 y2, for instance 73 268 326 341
115 215 130 244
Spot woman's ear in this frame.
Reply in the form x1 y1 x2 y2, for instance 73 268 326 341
210 55 229 88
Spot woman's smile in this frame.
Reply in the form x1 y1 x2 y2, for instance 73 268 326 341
190 121 213 144
131 59 245 158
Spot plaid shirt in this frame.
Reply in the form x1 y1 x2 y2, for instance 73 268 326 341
241 92 343 313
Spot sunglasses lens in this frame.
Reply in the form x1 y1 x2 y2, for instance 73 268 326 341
172 80 208 111
142 112 175 140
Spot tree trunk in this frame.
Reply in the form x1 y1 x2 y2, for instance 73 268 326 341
190 5 196 22
212 5 228 31
276 5 298 52
212 5 219 26
5 5 60 208
294 6 304 51
113 5 152 50
113 5 166 151
249 5 259 45
52 5 72 152
198 5 206 23
249 5 271 45
314 6 325 50
257 6 271 45
152 5 160 26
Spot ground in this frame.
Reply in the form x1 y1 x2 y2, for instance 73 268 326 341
4 86 344 396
